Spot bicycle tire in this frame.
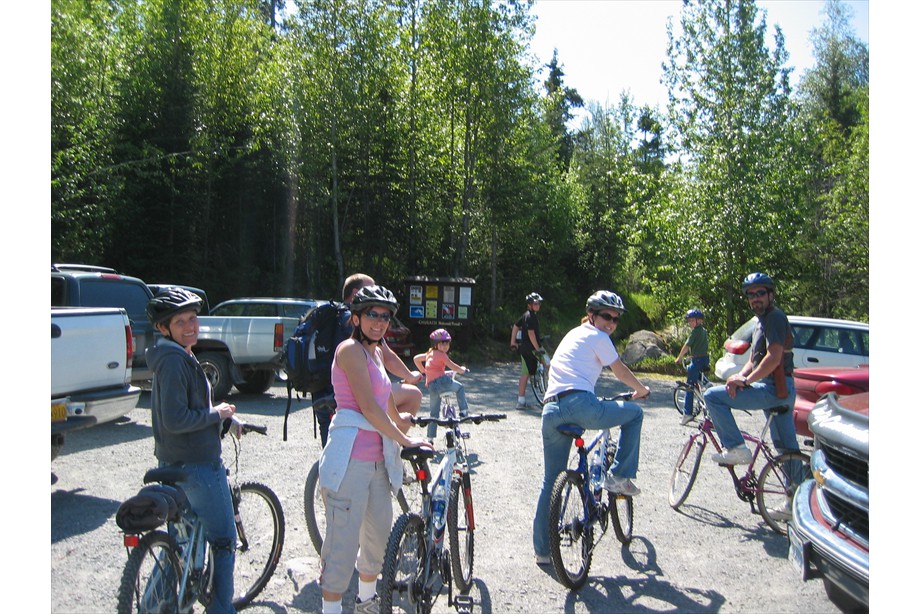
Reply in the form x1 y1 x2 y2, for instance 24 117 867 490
380 513 427 614
756 451 811 536
530 366 547 406
305 460 412 555
232 482 285 608
672 386 687 415
669 436 705 509
448 475 475 591
548 471 592 590
116 530 181 614
609 492 634 544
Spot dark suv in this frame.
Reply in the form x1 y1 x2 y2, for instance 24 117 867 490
788 392 869 612
51 264 156 384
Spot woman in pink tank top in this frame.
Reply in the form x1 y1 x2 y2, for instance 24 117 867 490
318 286 431 614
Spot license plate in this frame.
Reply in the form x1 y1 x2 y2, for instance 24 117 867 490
51 401 68 422
787 527 810 581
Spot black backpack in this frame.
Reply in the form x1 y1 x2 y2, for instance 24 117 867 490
281 301 350 440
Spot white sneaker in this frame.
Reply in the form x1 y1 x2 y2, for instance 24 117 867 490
680 414 694 426
355 594 380 614
603 474 641 496
711 445 753 465
535 553 552 566
767 497 793 522
514 402 528 411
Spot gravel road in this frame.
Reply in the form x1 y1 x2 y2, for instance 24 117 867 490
50 362 836 613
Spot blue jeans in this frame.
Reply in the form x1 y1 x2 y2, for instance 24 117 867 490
170 460 237 614
532 391 644 557
426 375 469 439
703 376 800 454
683 356 710 415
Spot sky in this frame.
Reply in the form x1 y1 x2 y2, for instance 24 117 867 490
529 0 870 113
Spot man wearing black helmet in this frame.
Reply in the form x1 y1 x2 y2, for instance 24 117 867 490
146 288 239 613
674 308 709 425
703 273 800 476
510 292 547 410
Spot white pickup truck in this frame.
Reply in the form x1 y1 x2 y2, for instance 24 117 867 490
51 307 142 460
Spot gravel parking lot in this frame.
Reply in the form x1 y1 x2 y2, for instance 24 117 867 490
51 362 836 613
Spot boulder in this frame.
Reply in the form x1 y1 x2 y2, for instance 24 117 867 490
620 330 668 366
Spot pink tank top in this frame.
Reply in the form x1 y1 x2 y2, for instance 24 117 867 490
331 343 391 461
424 349 448 386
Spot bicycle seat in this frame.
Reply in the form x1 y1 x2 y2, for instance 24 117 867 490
139 483 189 518
401 445 437 462
143 466 189 486
766 405 790 415
557 423 585 439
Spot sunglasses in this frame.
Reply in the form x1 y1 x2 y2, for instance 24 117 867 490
596 312 620 323
745 289 769 299
362 310 392 322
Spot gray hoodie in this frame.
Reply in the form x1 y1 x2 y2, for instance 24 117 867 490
146 338 223 464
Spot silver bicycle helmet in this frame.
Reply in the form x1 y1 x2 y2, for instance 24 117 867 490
586 290 626 313
526 292 543 304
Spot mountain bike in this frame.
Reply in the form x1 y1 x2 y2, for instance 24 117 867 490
672 358 713 419
530 339 552 406
668 402 810 536
115 421 285 612
380 412 506 613
547 392 635 590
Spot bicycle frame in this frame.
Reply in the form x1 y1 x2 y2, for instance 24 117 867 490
567 429 612 543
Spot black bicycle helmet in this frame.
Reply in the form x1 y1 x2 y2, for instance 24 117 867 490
685 308 704 319
586 290 626 313
351 285 399 314
146 287 203 326
526 292 543 304
741 272 775 291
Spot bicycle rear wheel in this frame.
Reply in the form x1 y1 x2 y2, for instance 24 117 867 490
756 451 811 536
448 475 475 591
548 471 592 589
609 492 633 544
669 436 705 509
233 482 285 608
116 530 180 614
380 513 427 614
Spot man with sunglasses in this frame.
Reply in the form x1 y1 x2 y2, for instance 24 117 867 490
703 272 800 468
532 290 650 567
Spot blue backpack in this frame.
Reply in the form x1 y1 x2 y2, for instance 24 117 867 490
282 301 350 440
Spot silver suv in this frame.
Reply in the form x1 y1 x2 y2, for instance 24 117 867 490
714 316 869 380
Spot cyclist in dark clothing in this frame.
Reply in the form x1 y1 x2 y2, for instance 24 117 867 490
510 292 547 410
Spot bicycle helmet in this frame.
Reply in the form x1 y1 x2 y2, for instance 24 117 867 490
351 284 399 314
685 308 704 319
586 290 626 314
741 272 775 291
430 328 452 342
146 287 203 326
526 292 543 304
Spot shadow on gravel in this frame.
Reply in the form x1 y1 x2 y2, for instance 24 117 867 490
51 488 120 542
563 573 725 613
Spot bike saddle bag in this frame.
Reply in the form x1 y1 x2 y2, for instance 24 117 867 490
116 492 171 532
139 484 188 520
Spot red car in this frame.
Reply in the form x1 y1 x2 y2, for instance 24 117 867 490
384 315 416 358
792 365 869 437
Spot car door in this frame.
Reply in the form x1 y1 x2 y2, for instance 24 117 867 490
795 325 867 369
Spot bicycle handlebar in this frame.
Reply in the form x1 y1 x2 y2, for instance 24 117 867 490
599 391 637 402
221 418 268 438
412 412 506 428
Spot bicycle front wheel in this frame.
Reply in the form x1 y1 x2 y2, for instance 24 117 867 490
116 530 181 614
672 386 687 415
380 513 427 614
233 482 285 608
530 367 547 406
756 451 811 536
303 461 325 555
448 475 475 591
610 492 634 544
669 436 705 509
548 471 592 590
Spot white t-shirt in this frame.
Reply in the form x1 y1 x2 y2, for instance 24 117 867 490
544 321 619 400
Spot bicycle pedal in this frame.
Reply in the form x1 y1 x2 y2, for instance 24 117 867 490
453 594 475 613
460 431 471 439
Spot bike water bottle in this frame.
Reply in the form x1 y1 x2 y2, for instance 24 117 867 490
589 445 604 491
431 472 449 534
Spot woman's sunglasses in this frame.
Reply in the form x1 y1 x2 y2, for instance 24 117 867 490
363 310 392 322
596 312 620 323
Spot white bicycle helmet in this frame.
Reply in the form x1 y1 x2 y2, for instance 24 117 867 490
586 290 626 313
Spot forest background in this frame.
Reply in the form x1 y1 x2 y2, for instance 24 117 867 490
50 0 869 355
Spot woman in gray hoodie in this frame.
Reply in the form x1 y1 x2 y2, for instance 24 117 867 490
146 287 238 613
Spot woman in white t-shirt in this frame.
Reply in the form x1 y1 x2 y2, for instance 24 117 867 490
532 290 650 566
